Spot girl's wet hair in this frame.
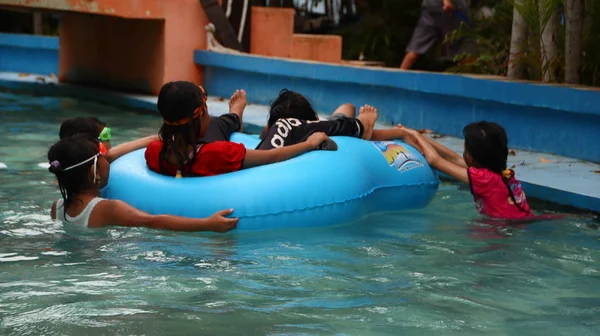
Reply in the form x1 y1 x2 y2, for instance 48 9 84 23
463 121 508 175
463 121 527 212
47 134 100 220
157 81 207 175
268 89 319 128
59 117 106 139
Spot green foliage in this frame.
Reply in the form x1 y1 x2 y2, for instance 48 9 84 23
581 0 600 85
447 0 600 86
331 0 423 67
300 0 598 85
446 2 514 76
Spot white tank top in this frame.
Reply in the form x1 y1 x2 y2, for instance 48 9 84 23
55 197 105 227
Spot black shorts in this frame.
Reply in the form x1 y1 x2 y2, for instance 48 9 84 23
327 113 346 121
201 113 241 142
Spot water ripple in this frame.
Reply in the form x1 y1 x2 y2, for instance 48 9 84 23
1 92 600 334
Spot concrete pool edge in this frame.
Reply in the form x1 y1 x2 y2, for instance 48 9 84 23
1 72 599 213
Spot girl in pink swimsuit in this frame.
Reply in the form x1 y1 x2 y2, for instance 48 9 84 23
407 121 534 220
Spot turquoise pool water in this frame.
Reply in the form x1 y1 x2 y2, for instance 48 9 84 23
1 91 599 335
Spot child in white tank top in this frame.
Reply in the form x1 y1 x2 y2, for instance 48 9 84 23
48 134 238 232
54 197 104 228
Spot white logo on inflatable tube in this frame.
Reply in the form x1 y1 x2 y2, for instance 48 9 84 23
270 118 303 148
373 141 423 173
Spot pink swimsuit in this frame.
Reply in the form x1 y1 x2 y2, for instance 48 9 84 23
467 167 534 219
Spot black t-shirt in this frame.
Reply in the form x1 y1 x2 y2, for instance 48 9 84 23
256 116 364 150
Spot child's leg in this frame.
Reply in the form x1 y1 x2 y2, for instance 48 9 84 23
330 103 356 118
201 90 247 142
229 89 247 132
328 103 376 140
356 105 377 140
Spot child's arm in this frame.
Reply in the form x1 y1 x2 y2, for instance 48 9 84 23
97 200 238 232
243 132 329 168
106 135 159 163
51 200 57 220
423 136 467 168
413 131 469 183
371 128 424 153
401 127 467 168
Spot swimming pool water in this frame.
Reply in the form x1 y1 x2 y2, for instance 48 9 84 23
1 91 600 335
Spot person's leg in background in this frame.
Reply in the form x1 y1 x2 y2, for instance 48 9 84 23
401 10 442 70
400 52 420 70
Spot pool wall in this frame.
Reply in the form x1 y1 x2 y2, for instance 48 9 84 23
195 51 600 163
0 33 59 76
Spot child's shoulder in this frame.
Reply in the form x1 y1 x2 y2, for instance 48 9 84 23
144 139 164 157
467 167 501 185
144 140 163 166
468 166 494 177
87 199 127 227
147 139 163 149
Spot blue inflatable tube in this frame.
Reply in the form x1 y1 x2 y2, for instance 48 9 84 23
102 133 439 231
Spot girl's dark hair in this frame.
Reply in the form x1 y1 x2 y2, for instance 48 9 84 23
463 121 527 213
267 89 319 128
47 134 99 220
157 81 207 176
59 117 106 139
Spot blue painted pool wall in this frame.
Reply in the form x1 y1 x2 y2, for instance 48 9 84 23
195 51 600 163
0 33 59 76
1 33 599 162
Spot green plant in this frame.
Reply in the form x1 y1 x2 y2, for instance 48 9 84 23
447 0 600 87
581 0 600 85
446 1 514 76
331 0 423 67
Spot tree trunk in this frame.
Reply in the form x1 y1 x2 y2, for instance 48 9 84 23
565 0 583 84
508 0 528 79
33 12 43 35
540 6 558 82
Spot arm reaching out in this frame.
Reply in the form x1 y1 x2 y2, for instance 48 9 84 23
370 127 424 153
400 126 467 168
94 200 238 232
411 130 469 183
243 132 329 169
106 135 159 163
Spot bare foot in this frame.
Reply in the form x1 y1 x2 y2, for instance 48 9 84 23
229 89 247 132
357 104 378 140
